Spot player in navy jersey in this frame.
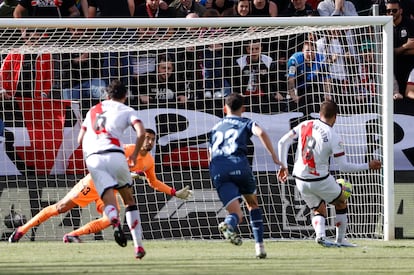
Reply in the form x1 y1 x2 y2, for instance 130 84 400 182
208 93 287 259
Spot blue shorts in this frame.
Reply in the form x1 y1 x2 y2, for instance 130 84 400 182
210 157 256 207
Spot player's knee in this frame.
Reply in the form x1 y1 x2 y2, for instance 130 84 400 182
334 200 347 210
246 202 259 211
119 190 135 206
332 194 348 207
313 201 327 217
123 198 135 207
237 214 243 224
55 203 69 213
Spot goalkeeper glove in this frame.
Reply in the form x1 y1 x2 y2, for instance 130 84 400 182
130 170 146 180
172 186 193 200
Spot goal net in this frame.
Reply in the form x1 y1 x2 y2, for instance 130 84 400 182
0 17 394 242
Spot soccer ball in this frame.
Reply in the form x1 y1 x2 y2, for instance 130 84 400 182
4 212 27 229
3 204 27 229
337 178 352 200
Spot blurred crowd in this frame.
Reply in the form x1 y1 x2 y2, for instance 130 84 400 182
0 0 413 116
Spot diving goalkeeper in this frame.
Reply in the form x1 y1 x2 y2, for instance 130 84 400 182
9 128 193 247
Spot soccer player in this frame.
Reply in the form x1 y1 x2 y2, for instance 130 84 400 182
208 93 286 259
76 79 147 258
9 128 193 257
63 129 193 241
277 100 382 247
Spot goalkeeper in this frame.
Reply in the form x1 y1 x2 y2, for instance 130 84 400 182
9 128 193 245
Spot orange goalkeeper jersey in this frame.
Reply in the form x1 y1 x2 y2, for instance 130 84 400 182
124 144 174 196
67 144 175 213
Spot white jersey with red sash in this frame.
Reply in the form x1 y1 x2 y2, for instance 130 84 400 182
291 119 344 181
81 100 141 158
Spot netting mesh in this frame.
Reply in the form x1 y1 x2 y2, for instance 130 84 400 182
0 23 372 54
0 18 389 241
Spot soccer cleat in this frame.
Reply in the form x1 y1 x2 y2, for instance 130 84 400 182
255 242 267 259
63 234 82 243
336 239 357 247
8 228 24 243
218 222 242 246
315 237 339 248
112 220 127 248
135 246 146 260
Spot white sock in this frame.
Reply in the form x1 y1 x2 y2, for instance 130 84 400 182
335 213 348 243
312 215 326 239
126 209 143 248
104 205 118 224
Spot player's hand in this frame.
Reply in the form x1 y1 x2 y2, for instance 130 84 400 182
128 154 138 167
277 167 288 183
369 160 382 170
130 170 146 180
175 186 193 200
393 93 403 100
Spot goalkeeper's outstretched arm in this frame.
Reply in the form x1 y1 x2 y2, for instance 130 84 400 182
125 129 194 200
134 164 193 200
126 141 193 200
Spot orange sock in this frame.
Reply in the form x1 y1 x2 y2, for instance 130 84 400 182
68 217 111 237
19 205 59 234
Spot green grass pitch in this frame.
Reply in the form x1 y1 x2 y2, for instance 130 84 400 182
2 239 414 274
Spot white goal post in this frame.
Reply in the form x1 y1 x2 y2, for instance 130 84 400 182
0 16 394 242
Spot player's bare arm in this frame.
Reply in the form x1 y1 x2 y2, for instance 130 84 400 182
253 123 288 182
129 122 145 167
77 127 86 145
140 161 193 200
277 129 297 183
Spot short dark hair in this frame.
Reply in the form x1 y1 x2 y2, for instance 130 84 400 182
225 93 244 112
320 100 339 119
158 53 174 64
303 40 315 49
386 0 401 6
145 128 156 135
106 79 127 100
244 39 261 48
202 8 220 17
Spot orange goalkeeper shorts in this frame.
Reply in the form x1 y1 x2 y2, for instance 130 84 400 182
63 174 119 214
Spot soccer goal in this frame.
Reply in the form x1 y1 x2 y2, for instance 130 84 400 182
0 16 394 242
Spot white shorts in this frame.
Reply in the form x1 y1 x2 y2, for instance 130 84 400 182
85 152 132 197
294 175 342 209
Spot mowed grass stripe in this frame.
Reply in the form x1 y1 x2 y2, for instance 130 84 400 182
1 240 414 274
